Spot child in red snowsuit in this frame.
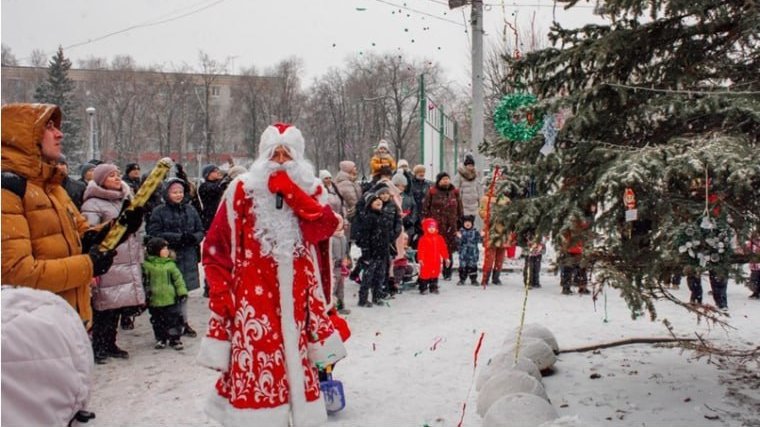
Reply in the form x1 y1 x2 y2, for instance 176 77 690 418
416 218 450 294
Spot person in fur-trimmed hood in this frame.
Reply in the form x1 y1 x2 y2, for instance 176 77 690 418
369 139 397 176
197 123 346 427
1 103 126 328
452 154 483 218
81 163 145 363
422 172 463 280
146 176 204 338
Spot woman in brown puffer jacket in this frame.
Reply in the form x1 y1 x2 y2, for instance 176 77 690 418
81 163 145 363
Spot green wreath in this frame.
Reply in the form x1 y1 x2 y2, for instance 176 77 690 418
493 93 543 142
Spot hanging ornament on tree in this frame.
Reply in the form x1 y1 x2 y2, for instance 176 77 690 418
539 113 558 155
493 93 543 142
624 187 638 222
700 166 715 230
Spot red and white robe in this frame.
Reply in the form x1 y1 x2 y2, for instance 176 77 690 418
197 179 345 427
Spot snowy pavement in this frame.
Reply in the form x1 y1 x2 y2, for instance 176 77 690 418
88 270 759 426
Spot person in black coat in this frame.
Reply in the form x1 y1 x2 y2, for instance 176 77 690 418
56 156 86 210
198 164 229 232
122 163 141 195
146 177 204 337
357 192 395 307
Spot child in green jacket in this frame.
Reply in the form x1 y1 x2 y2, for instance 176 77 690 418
143 237 188 350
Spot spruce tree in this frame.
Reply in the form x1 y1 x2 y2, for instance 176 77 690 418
485 0 759 318
34 46 83 159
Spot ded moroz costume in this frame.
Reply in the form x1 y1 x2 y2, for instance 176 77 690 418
197 123 347 427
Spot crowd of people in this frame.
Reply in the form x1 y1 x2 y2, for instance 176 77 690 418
2 102 758 426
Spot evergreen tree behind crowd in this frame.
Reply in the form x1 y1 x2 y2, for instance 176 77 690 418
34 46 83 159
486 0 759 318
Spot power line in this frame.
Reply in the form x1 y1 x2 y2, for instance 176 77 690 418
424 0 594 8
19 0 225 62
371 0 466 26
65 0 226 50
604 82 760 96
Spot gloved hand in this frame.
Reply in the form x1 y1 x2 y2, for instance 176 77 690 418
267 171 323 221
177 295 188 304
175 163 188 181
81 222 111 253
118 200 145 237
89 246 116 276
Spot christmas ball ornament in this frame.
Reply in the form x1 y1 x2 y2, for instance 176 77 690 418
493 93 544 142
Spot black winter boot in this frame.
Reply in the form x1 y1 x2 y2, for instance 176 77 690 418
358 287 370 307
469 270 479 285
457 267 467 286
419 280 429 294
491 271 503 285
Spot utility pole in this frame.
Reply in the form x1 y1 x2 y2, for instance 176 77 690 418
448 0 485 163
470 0 484 162
86 107 96 161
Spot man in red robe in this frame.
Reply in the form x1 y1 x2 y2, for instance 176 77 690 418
197 123 346 426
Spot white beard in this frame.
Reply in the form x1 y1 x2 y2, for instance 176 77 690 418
241 158 318 258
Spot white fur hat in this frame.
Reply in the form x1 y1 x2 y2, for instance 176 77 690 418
377 139 390 151
259 123 305 160
319 169 332 180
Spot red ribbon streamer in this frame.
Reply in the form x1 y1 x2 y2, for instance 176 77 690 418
457 332 486 427
430 337 443 351
472 332 485 369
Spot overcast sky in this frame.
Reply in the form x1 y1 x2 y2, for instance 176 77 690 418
2 0 601 90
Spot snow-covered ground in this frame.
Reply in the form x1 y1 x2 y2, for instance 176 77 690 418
88 266 760 427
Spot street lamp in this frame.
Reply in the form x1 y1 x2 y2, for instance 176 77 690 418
85 107 98 161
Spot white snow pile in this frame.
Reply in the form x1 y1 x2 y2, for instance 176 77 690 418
477 369 548 416
538 415 584 427
510 323 559 354
482 393 559 427
478 324 582 426
476 354 541 390
502 337 556 372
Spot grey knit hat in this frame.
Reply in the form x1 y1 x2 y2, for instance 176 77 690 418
391 173 408 187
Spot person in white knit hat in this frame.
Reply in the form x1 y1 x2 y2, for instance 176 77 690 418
320 169 345 218
370 139 397 176
198 123 347 427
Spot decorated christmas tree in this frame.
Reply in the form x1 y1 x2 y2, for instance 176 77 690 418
484 0 759 318
34 46 83 159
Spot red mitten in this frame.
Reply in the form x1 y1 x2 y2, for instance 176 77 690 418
328 310 351 342
209 290 235 320
268 171 323 221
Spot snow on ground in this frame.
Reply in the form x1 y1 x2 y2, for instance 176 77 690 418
88 267 760 427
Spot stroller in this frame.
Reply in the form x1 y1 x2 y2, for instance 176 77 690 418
393 248 420 291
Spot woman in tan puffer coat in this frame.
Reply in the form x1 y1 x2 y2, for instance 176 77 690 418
81 163 145 363
1 103 104 328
